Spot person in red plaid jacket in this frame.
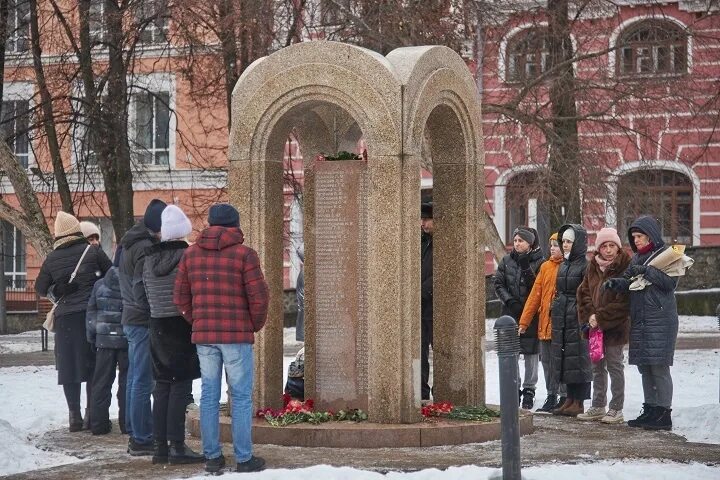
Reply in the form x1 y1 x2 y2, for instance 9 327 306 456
173 203 269 474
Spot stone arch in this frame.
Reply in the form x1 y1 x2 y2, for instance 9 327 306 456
387 46 485 407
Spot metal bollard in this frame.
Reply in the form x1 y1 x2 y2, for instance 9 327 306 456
494 315 522 480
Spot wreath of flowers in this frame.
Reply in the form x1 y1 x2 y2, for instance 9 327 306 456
421 401 500 422
256 394 368 427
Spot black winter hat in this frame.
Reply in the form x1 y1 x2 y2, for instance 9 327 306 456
421 202 433 219
209 203 240 228
143 199 167 233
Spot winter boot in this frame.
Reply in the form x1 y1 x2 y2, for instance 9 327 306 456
69 409 83 432
168 441 205 465
152 441 169 465
627 403 655 428
643 407 672 431
577 406 606 421
127 438 154 456
521 388 535 410
535 395 557 414
235 455 266 473
82 408 91 431
205 454 226 474
551 397 573 416
561 399 585 417
555 396 567 410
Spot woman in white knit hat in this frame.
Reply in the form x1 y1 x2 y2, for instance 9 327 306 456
142 205 203 464
36 211 113 432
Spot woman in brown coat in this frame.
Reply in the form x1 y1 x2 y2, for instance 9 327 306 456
576 228 631 424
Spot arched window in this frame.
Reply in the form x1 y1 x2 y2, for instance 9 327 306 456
505 171 551 249
617 20 688 76
506 28 550 83
617 170 692 244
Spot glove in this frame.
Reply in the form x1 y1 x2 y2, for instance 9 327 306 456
581 323 591 335
602 278 628 292
623 264 647 279
517 253 531 270
54 281 79 296
507 299 523 320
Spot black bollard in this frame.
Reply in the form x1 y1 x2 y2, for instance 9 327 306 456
494 315 522 480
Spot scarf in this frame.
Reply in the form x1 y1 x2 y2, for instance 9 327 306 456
636 242 654 255
53 233 85 250
595 254 614 273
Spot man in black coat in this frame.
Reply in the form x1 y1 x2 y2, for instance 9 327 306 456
119 198 166 455
420 202 434 401
493 226 544 409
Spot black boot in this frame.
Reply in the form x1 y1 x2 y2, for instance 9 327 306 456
82 408 91 431
152 441 169 465
69 409 83 432
168 441 205 465
643 407 672 431
521 388 535 410
627 403 656 428
535 395 557 414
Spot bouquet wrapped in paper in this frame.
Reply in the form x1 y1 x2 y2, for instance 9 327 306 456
629 245 694 291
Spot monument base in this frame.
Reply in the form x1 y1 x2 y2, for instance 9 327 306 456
187 408 533 448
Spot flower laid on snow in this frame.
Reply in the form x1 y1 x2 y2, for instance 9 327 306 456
256 397 367 427
421 401 499 422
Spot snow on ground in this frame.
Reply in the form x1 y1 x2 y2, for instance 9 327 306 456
0 418 80 476
181 461 720 480
0 330 53 354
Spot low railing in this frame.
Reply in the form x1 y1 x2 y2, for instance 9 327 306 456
4 278 39 313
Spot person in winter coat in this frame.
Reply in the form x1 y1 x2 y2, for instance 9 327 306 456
86 248 128 435
519 232 567 413
603 216 680 431
143 205 203 465
119 198 167 455
576 228 631 424
550 224 592 417
420 202 434 401
36 211 112 432
80 221 101 247
174 203 269 474
494 226 544 409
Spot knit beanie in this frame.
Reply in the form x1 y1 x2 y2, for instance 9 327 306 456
549 232 558 242
143 199 167 233
513 226 535 245
54 211 82 238
562 228 576 243
208 203 240 228
161 205 193 241
594 227 622 250
80 221 101 241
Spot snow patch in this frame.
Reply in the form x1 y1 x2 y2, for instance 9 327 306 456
0 418 80 476
674 404 720 444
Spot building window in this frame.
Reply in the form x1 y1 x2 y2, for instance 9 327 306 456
1 99 30 169
89 0 106 43
320 0 349 25
2 221 26 288
617 20 688 76
505 171 551 249
506 28 550 83
133 91 170 165
617 169 692 244
6 0 30 53
137 0 169 44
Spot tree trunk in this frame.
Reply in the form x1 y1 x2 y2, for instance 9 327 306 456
546 0 581 226
29 0 74 214
217 0 240 130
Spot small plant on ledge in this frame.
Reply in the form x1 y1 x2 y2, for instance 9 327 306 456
322 151 363 161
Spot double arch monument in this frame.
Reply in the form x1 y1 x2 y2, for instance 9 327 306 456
228 41 486 426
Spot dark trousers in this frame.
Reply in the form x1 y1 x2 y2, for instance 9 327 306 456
62 382 92 411
153 379 193 442
90 348 128 433
421 316 433 400
567 382 591 401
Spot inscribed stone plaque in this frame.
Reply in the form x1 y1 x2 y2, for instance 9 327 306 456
313 159 368 410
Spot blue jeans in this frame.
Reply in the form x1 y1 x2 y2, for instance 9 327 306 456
124 325 154 444
197 343 254 462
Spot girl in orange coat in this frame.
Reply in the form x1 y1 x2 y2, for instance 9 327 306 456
519 233 566 413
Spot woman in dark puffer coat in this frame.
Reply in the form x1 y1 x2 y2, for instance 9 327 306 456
603 216 680 431
36 212 112 432
550 224 592 417
143 205 203 465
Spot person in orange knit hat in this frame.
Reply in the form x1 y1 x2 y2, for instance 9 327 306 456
518 232 567 414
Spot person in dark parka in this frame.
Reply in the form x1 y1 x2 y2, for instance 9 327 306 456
493 226 544 409
143 205 203 465
550 224 592 417
603 216 680 431
36 211 112 432
420 202 434 401
86 248 128 435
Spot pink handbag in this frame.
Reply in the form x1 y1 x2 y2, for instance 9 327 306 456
589 327 604 363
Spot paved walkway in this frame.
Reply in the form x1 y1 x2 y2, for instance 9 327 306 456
4 414 719 479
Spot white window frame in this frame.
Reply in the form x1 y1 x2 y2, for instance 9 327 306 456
89 0 107 44
136 0 170 45
5 0 30 54
2 220 27 288
128 73 176 169
2 82 35 170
